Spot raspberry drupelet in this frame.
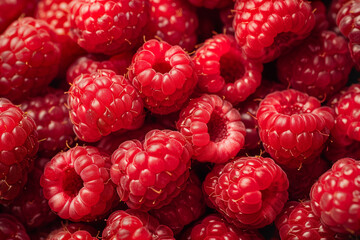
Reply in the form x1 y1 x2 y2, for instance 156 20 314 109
110 129 193 211
256 89 335 169
176 94 246 164
0 98 38 204
40 146 117 222
68 69 145 142
203 156 289 229
233 0 315 63
310 157 360 235
47 223 98 240
193 34 263 105
277 30 353 101
128 39 198 115
0 214 30 240
68 0 149 55
0 17 61 103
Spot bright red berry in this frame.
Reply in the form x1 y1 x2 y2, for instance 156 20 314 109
110 129 193 211
47 223 98 240
256 89 335 169
176 94 246 164
203 156 289 229
193 34 263 105
68 69 145 142
310 157 360 235
0 214 30 240
128 39 198 115
40 146 117 222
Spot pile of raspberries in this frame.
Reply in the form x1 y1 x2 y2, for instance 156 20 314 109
0 0 360 239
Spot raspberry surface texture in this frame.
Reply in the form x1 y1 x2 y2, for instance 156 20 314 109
203 156 289 229
0 98 38 204
128 39 198 114
176 94 246 163
310 157 360 235
40 146 117 222
0 213 30 240
193 34 263 105
0 0 34 34
0 17 61 103
233 0 315 62
110 129 192 211
256 89 335 169
68 0 149 55
68 69 145 142
46 223 98 240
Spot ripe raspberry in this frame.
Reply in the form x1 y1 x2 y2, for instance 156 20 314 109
337 0 360 69
0 98 38 204
128 39 198 114
47 223 98 240
40 146 117 222
68 0 149 55
182 214 265 240
329 0 350 32
150 171 206 234
193 34 263 105
110 129 192 211
145 0 199 51
68 69 145 142
310 157 360 235
176 94 246 163
0 17 61 103
20 88 75 157
187 0 233 9
203 156 289 229
233 0 315 62
256 89 335 169
102 209 175 240
0 214 30 240
277 30 352 100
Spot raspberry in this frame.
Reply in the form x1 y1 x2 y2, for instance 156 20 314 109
310 157 360 235
0 0 35 34
40 146 117 222
110 129 193 211
329 0 350 32
233 0 315 62
102 209 175 240
150 171 206 234
128 39 198 115
182 214 265 240
277 30 353 100
68 69 145 142
68 0 149 55
203 156 289 229
0 214 30 240
176 94 246 163
256 89 335 169
20 88 75 157
193 34 263 105
0 17 61 103
337 0 360 69
47 223 98 240
187 0 233 9
145 0 199 51
0 98 38 204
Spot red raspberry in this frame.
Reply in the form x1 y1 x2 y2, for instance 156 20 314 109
47 223 98 240
150 171 206 234
0 98 38 204
145 0 199 51
128 39 198 115
182 214 265 240
203 156 289 229
187 0 233 9
193 34 263 105
40 146 117 222
102 209 175 240
0 17 61 103
256 89 335 169
329 0 350 32
233 0 315 62
68 69 145 142
68 0 149 55
310 157 360 235
176 94 246 163
20 88 75 157
0 214 30 240
337 0 360 69
110 129 193 211
277 30 352 100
